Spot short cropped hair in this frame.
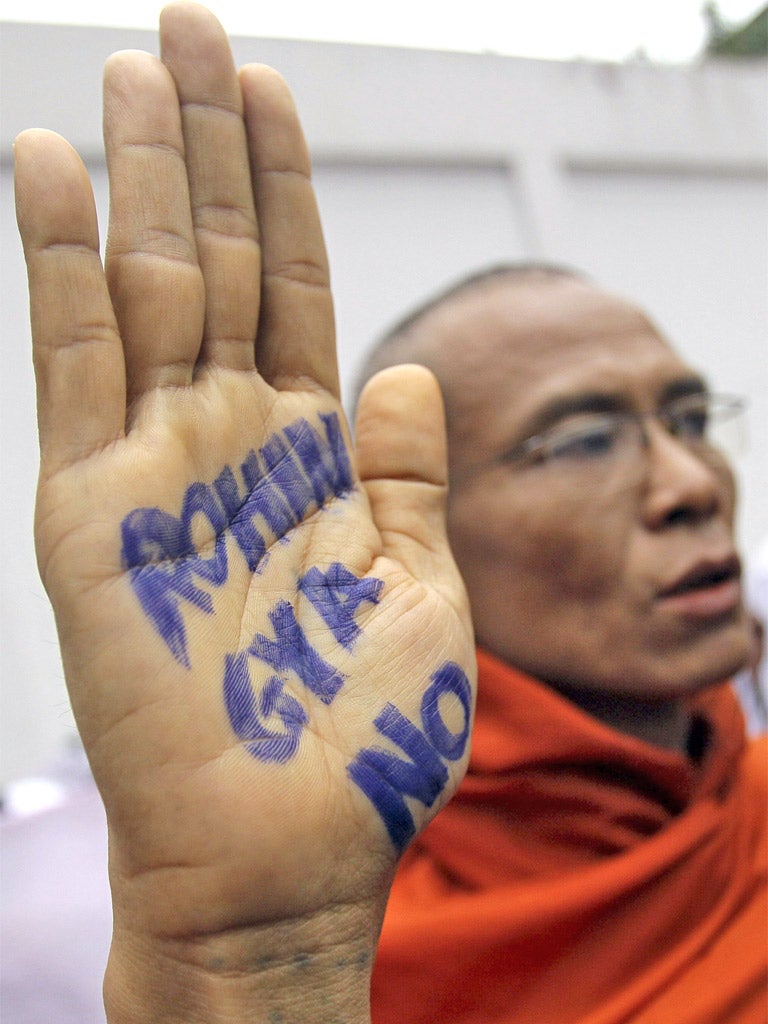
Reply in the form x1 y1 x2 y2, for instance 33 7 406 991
352 261 586 411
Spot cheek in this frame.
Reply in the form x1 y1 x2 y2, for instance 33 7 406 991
510 506 618 601
449 483 628 604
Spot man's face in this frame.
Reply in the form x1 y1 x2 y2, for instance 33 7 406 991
437 276 751 700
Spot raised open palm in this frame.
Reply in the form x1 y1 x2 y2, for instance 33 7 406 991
14 3 474 1019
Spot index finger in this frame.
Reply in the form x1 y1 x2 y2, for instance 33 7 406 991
239 63 339 398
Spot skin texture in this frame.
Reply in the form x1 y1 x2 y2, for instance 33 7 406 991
401 274 752 749
14 4 474 1021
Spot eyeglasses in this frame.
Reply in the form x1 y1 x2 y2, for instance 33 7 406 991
502 393 746 473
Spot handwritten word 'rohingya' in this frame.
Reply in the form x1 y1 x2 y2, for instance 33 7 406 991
223 565 384 762
120 413 353 667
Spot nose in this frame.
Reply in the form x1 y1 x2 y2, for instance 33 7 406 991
640 422 730 531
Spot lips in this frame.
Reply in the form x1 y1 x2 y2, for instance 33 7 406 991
658 555 742 618
660 556 741 597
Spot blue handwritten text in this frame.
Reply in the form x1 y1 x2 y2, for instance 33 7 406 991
347 662 472 852
121 414 353 667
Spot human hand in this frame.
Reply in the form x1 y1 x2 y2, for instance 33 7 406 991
14 3 474 1020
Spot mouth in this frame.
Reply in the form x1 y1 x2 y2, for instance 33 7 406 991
658 556 742 618
661 556 741 597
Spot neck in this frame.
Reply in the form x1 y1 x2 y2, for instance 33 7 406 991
559 688 694 755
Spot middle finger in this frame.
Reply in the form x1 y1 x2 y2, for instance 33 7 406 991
160 3 260 373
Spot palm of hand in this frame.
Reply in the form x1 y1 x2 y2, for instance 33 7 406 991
16 2 474 950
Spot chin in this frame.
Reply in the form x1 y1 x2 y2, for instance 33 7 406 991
654 615 753 698
586 612 753 702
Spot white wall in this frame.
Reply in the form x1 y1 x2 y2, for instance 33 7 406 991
1 21 766 783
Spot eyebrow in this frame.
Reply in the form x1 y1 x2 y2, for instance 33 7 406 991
658 374 710 404
514 374 710 441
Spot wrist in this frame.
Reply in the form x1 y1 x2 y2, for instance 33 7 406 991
104 905 377 1024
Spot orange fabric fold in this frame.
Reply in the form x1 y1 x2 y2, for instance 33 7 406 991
372 648 767 1024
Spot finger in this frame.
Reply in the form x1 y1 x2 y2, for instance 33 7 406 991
14 129 126 471
103 49 204 405
356 365 468 615
239 63 339 397
160 3 260 372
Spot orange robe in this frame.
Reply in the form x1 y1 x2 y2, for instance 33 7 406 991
372 648 767 1024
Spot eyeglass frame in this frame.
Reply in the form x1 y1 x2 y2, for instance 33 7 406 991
499 391 747 471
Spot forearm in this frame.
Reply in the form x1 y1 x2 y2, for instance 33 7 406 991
104 908 377 1024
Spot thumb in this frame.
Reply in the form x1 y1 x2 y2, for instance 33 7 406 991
355 364 468 614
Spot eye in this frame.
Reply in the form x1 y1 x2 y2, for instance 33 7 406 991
667 397 709 440
545 416 623 461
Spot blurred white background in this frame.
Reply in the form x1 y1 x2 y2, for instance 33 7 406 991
0 0 764 60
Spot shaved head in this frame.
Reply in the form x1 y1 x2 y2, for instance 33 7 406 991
353 262 586 424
